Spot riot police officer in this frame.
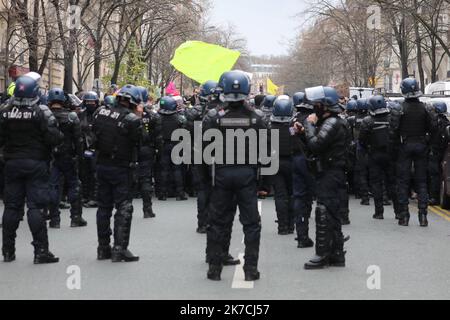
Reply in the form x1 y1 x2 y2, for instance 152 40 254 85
396 78 435 227
185 80 219 233
261 95 276 122
93 85 142 262
270 96 296 235
428 101 449 206
79 91 100 208
204 70 265 281
297 86 348 270
291 92 315 248
157 96 187 201
354 99 371 206
47 88 87 229
258 94 277 199
137 86 161 218
1 75 63 264
359 96 398 220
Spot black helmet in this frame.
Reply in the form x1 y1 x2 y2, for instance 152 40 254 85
117 85 142 107
401 78 422 99
271 96 294 122
218 70 251 102
48 88 66 105
368 95 390 115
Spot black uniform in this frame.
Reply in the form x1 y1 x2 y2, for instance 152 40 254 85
79 108 98 206
396 98 435 225
157 109 187 200
292 108 316 247
354 113 370 204
138 107 161 218
0 101 63 261
185 100 221 231
204 102 266 278
93 103 142 261
428 111 449 204
270 117 296 235
359 112 398 219
304 114 348 268
48 108 84 227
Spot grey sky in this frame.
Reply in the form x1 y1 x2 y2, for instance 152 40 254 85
209 0 306 56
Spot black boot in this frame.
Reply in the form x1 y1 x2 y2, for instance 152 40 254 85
176 192 188 201
223 254 241 266
70 200 87 227
329 251 346 267
112 205 139 263
373 206 384 220
111 247 139 262
244 266 260 281
207 264 222 281
48 205 60 229
341 211 351 225
419 210 429 227
3 248 16 263
305 205 331 270
71 216 88 228
360 197 370 206
143 193 156 218
158 193 167 201
297 237 314 248
49 219 60 229
196 225 207 234
143 208 156 219
304 255 330 270
34 248 59 264
296 213 314 248
398 211 410 227
329 231 346 267
97 245 112 260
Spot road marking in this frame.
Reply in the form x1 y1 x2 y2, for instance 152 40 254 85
231 253 254 289
431 206 450 217
430 206 450 222
258 201 262 217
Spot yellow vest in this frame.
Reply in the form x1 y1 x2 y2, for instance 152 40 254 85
7 82 15 97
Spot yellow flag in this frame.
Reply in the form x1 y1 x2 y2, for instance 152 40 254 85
170 41 241 84
267 78 279 95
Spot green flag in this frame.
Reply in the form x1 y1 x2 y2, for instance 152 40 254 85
170 41 241 84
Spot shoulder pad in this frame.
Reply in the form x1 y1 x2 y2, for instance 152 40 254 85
253 109 264 118
324 116 339 126
124 112 140 122
207 108 218 118
38 104 55 119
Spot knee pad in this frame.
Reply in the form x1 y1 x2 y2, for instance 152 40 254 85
117 201 133 219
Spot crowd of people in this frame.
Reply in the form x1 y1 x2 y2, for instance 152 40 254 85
0 70 448 282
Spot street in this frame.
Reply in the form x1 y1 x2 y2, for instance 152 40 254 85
0 197 449 300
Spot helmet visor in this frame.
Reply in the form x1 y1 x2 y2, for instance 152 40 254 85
305 86 326 104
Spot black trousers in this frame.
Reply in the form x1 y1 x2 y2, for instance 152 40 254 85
207 166 261 270
2 159 50 253
192 164 212 228
273 158 294 231
397 142 429 212
368 151 397 214
428 149 444 201
96 164 133 248
314 168 346 256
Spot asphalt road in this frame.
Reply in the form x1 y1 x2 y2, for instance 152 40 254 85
0 197 449 300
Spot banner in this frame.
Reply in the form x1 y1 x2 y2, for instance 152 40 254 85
170 41 241 84
267 78 279 95
166 82 180 96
